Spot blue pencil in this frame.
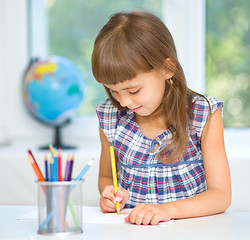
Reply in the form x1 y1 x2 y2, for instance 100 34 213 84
75 159 94 181
53 150 58 181
44 154 49 181
69 159 94 192
50 158 55 181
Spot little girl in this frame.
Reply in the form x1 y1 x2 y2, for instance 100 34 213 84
91 11 231 225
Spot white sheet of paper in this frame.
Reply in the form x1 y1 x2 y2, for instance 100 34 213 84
17 211 38 221
82 207 131 224
17 206 173 225
82 207 173 225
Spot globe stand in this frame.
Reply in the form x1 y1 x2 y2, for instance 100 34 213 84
39 125 76 150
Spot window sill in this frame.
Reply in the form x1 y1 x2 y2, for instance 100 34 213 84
224 128 250 161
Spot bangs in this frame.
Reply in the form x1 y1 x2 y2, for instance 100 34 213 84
92 11 175 85
92 27 154 85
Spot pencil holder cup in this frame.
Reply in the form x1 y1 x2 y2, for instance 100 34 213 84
36 181 83 236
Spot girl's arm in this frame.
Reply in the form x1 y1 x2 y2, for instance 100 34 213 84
126 107 231 225
98 125 113 193
98 126 129 212
171 107 231 218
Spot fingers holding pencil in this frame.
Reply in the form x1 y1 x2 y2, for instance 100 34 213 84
100 185 129 213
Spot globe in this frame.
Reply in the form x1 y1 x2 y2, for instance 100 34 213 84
23 56 85 149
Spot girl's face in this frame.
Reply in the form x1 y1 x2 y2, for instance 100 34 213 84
105 70 166 117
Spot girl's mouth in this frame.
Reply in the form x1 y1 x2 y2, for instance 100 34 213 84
131 106 142 112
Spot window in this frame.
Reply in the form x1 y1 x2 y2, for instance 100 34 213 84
206 0 250 128
27 0 206 142
33 0 165 114
28 0 250 154
1 0 249 152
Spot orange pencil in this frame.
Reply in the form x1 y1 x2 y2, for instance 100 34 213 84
28 149 42 175
28 152 45 181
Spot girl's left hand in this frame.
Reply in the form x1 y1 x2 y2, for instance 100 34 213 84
124 203 173 225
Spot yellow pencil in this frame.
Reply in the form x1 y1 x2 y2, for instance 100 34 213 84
110 145 120 215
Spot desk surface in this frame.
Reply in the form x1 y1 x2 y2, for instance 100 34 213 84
0 206 250 240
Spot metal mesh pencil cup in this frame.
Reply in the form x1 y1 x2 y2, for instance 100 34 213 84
37 181 83 236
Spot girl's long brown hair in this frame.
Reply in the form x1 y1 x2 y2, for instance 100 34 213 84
92 11 199 163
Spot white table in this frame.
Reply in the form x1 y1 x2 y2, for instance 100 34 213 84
0 206 250 240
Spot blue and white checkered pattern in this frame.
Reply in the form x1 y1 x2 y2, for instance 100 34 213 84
96 95 223 208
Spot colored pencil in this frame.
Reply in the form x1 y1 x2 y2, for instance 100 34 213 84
58 148 62 181
64 154 72 181
53 150 58 181
28 152 45 181
28 150 43 179
75 159 94 181
44 153 49 181
110 146 120 215
68 154 74 181
49 157 55 181
49 144 55 156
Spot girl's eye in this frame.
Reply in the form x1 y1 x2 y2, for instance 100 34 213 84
129 90 139 95
111 90 118 96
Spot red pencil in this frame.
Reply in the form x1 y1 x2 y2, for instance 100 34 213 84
27 152 45 181
58 148 62 181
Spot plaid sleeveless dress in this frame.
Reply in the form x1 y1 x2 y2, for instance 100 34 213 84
96 95 223 208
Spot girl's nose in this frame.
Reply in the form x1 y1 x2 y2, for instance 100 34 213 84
119 94 132 108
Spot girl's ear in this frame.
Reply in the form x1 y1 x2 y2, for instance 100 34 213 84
162 57 176 79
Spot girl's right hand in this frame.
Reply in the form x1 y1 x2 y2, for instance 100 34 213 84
99 185 129 213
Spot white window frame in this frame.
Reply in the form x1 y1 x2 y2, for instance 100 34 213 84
0 0 249 158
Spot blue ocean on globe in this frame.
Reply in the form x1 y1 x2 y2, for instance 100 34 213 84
23 56 85 126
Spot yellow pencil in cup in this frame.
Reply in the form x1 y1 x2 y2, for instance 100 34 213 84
110 145 120 215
